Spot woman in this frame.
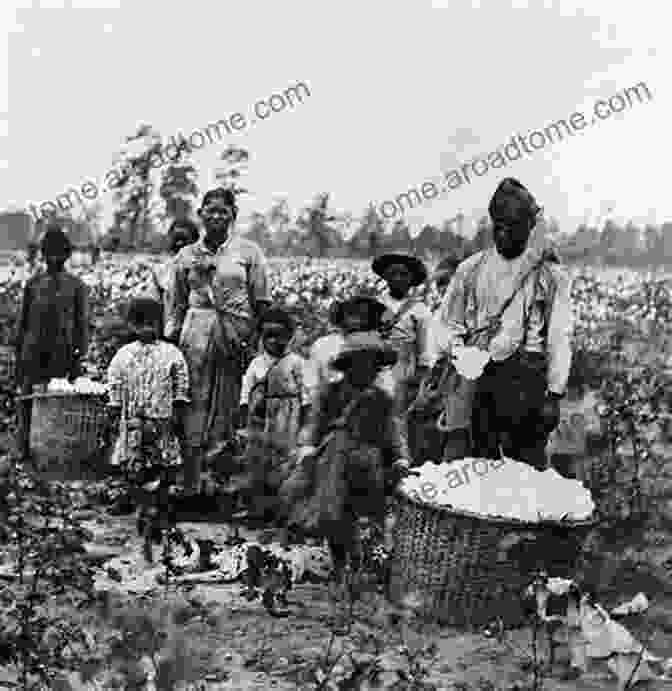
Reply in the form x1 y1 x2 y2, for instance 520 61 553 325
147 219 200 323
14 225 89 458
166 187 271 495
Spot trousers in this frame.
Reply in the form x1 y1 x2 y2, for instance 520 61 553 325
471 351 552 471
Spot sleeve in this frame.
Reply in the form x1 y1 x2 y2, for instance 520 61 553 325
247 244 271 309
106 350 125 408
75 279 90 358
240 357 261 405
305 340 327 401
546 270 573 396
431 267 469 358
14 280 32 350
414 303 433 369
170 348 190 403
298 357 312 405
164 255 188 342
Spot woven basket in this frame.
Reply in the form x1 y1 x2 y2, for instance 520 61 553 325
388 489 596 630
0 346 15 387
23 392 109 478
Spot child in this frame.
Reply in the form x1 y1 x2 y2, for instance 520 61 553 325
14 225 89 459
307 295 391 403
372 253 432 464
235 306 312 523
106 297 190 561
372 253 432 410
283 332 412 599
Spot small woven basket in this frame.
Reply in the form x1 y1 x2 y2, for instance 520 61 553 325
388 489 596 630
23 392 109 478
0 346 15 387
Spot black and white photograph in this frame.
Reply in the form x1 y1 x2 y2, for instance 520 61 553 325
0 1 670 688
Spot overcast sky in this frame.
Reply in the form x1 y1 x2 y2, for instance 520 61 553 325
0 0 669 237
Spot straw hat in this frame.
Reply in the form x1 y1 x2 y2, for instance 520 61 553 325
371 253 428 287
331 332 398 371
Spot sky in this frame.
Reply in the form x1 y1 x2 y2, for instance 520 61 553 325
0 0 669 239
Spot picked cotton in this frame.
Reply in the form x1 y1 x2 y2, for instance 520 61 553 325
452 345 490 380
47 377 108 396
400 457 594 521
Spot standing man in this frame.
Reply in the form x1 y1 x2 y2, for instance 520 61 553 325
431 178 573 470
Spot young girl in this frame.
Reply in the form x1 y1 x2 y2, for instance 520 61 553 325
307 295 391 403
283 332 412 596
235 306 311 522
106 297 190 561
14 225 89 459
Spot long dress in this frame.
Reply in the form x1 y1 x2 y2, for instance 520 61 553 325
165 235 270 455
283 380 409 538
236 351 311 507
15 270 89 389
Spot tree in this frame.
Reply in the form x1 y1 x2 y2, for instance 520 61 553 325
109 123 163 248
214 146 249 195
159 139 199 226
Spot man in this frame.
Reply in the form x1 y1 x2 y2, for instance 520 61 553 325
431 178 572 470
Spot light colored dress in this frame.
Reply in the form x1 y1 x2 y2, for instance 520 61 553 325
106 340 190 472
239 350 311 490
165 234 270 451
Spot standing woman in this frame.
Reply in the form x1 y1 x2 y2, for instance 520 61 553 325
14 225 89 458
165 188 271 496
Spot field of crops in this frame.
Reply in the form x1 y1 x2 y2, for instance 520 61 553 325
1 253 672 690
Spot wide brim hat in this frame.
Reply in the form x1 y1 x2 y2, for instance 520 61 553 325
371 253 428 287
331 295 387 329
331 332 398 371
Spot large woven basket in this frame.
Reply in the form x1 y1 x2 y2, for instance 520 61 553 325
23 392 109 478
388 489 596 630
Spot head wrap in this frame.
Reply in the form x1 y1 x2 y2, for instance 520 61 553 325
488 178 541 222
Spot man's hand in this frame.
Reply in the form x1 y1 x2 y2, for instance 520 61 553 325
541 393 562 434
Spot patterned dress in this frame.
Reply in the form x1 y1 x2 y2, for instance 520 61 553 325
107 340 190 478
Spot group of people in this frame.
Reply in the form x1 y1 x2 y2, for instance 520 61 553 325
13 177 573 575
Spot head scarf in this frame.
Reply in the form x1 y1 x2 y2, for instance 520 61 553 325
488 178 541 222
